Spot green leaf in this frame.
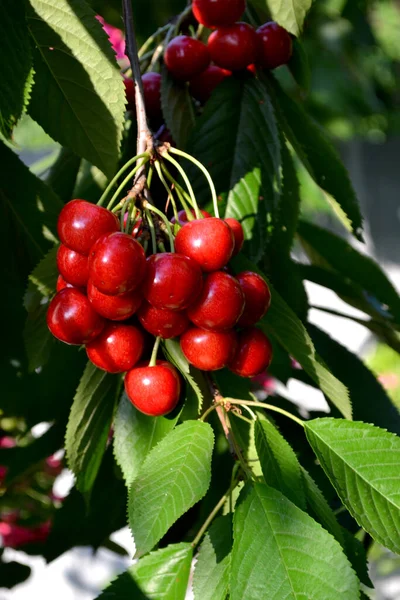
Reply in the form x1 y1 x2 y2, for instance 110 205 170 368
129 421 214 557
231 483 359 599
65 362 119 495
341 529 373 589
288 38 311 92
23 302 55 372
163 338 206 414
254 417 306 509
256 0 313 36
305 418 400 555
97 543 193 600
25 245 58 303
27 0 126 177
193 515 232 600
0 0 33 138
46 148 81 203
113 392 180 486
161 66 195 149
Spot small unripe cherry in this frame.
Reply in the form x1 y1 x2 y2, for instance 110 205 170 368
256 22 292 69
138 301 190 339
164 35 210 81
171 209 211 226
236 271 271 327
47 288 105 345
86 323 144 373
180 327 238 371
189 65 231 103
229 327 273 377
224 218 244 256
125 360 181 416
175 218 234 272
87 279 142 321
192 0 245 28
208 23 258 71
56 245 89 287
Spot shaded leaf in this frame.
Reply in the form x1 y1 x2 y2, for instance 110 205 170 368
25 245 58 302
193 515 232 600
288 38 311 91
23 302 55 372
46 148 81 203
257 0 313 36
161 66 195 149
163 338 206 414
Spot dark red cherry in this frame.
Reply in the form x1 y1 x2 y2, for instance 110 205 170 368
138 302 190 339
189 65 231 103
229 327 273 377
125 360 181 416
180 327 238 371
143 253 203 311
188 271 244 331
256 22 292 69
192 0 245 28
56 244 89 287
208 23 258 71
164 35 210 81
224 218 244 256
142 72 162 121
236 271 271 327
47 288 105 345
57 200 119 256
87 279 142 321
171 208 212 226
124 77 135 111
175 218 234 272
86 323 144 373
56 275 76 292
89 232 146 295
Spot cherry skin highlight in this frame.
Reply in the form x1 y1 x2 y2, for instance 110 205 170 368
256 22 292 69
192 0 245 28
229 327 273 377
56 244 89 287
208 23 258 71
142 72 162 121
125 360 181 416
47 288 105 345
171 209 211 226
175 218 234 272
180 327 238 371
188 271 245 331
56 275 76 292
236 271 271 326
143 252 203 310
57 200 119 256
89 232 146 295
87 279 142 321
224 218 244 256
189 65 231 103
138 301 190 339
164 35 210 81
86 323 144 373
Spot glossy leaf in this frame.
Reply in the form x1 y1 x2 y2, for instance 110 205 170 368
193 515 232 600
259 0 313 36
161 66 195 148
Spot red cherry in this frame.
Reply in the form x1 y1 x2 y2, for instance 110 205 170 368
236 271 271 327
175 218 234 272
86 323 144 373
138 301 190 339
164 36 210 81
188 271 244 331
56 244 89 287
229 327 273 377
125 360 181 416
143 253 203 310
189 65 231 103
180 327 238 371
124 77 135 111
256 22 292 69
208 23 258 71
57 200 120 256
142 72 162 121
89 232 146 295
123 214 143 238
47 288 105 345
56 275 76 292
224 218 244 256
192 0 245 27
171 209 212 226
87 279 142 321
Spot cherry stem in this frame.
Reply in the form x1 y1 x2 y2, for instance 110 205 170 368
120 196 132 231
138 23 170 58
160 163 194 219
97 153 150 206
147 164 154 188
107 160 149 210
154 161 180 222
224 411 254 480
163 153 202 219
225 398 305 427
149 336 161 367
144 202 175 252
145 208 157 254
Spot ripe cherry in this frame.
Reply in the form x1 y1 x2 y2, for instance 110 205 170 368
164 36 210 81
256 22 292 69
188 271 244 331
142 72 162 121
125 360 181 416
47 288 105 345
56 275 75 292
89 232 146 295
124 77 135 111
86 323 144 373
175 218 234 272
57 200 119 256
229 327 273 377
87 279 142 321
56 244 89 287
192 0 245 28
224 218 244 256
208 23 258 71
171 209 211 226
189 65 231 103
180 327 238 371
138 301 190 339
143 253 202 311
236 271 271 327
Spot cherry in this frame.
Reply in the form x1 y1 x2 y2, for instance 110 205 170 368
208 23 258 71
138 301 190 339
124 77 135 111
256 22 292 69
192 0 245 28
89 232 146 295
189 65 231 103
56 275 75 292
143 252 203 310
125 360 181 416
188 271 244 331
57 200 119 256
180 327 238 371
164 36 210 81
229 327 273 377
87 279 142 321
142 72 162 121
47 288 105 345
86 323 144 373
236 271 271 327
224 218 244 256
175 218 234 272
123 214 143 238
56 244 89 287
171 209 211 226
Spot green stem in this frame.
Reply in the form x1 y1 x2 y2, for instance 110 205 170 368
163 153 201 219
147 164 154 188
200 402 222 422
138 24 170 58
120 196 132 231
145 208 157 254
160 163 193 218
225 398 305 427
106 159 149 210
154 161 180 222
149 336 161 367
225 411 254 480
144 202 175 252
97 153 150 206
